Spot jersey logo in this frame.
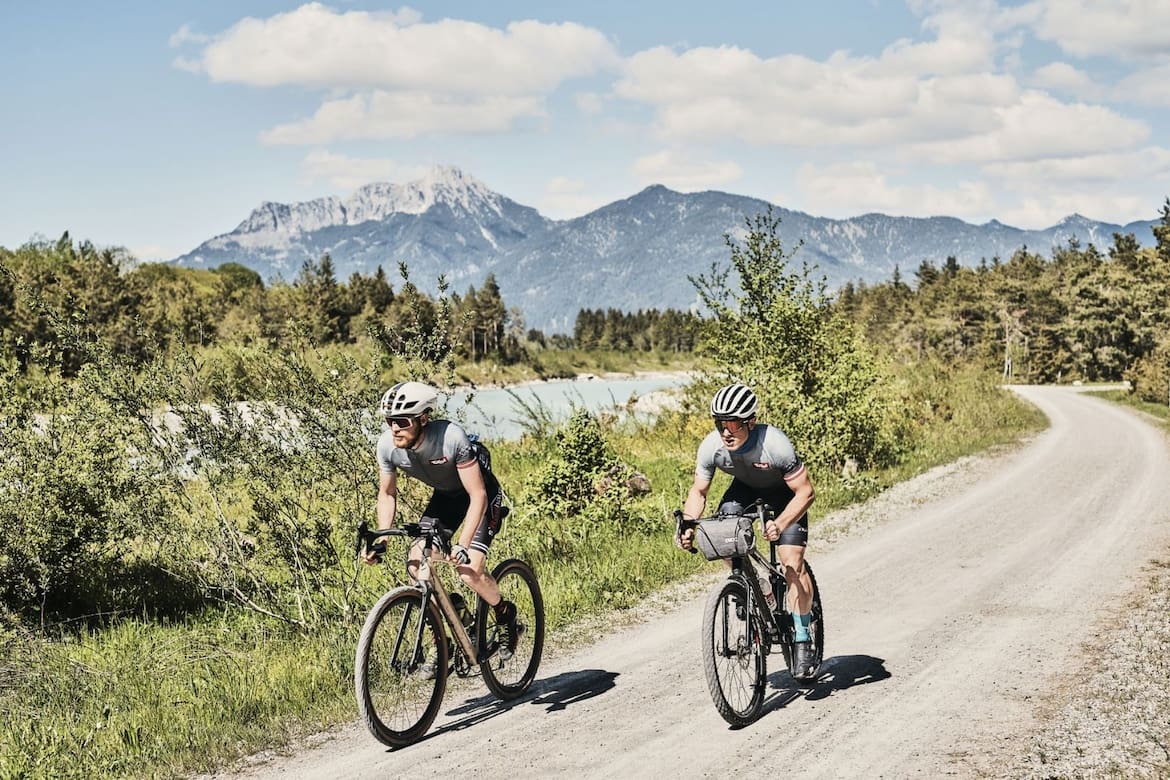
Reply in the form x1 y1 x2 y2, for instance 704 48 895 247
430 457 449 465
752 462 770 469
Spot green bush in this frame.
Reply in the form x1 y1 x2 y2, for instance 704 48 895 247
690 208 899 472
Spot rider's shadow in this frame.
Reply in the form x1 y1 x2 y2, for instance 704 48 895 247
758 654 891 715
426 669 620 741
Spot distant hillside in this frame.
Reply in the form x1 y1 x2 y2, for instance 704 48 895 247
172 166 1159 332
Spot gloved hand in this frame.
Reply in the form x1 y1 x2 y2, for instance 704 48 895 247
450 544 471 566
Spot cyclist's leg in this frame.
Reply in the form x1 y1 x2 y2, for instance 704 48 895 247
406 490 459 581
447 483 507 606
776 516 811 614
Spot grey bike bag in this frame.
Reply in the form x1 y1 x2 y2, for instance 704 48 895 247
695 515 755 561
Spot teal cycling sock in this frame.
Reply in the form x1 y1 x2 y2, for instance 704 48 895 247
793 612 812 642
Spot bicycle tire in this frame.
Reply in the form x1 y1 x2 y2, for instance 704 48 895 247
701 576 767 726
355 586 448 747
478 558 545 700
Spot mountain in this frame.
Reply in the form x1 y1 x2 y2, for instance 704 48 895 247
172 166 1160 333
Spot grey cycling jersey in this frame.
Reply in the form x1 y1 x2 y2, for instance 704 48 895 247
377 419 476 493
695 423 806 489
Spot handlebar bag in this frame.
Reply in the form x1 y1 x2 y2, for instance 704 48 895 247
695 515 755 561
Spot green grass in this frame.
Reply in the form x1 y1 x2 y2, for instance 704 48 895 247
1091 389 1170 426
0 366 1045 779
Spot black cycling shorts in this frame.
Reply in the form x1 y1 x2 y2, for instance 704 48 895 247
717 479 808 547
420 473 504 556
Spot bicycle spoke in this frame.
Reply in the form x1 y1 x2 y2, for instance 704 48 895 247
356 588 447 747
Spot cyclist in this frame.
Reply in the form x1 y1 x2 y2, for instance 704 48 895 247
677 383 818 678
363 380 519 661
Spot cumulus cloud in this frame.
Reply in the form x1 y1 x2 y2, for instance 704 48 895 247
1116 63 1170 106
1000 192 1157 229
905 92 1148 164
794 160 996 220
1030 0 1170 60
177 3 618 144
181 3 618 93
984 146 1170 184
261 91 546 144
540 176 610 218
1029 62 1103 98
300 150 426 190
632 150 743 191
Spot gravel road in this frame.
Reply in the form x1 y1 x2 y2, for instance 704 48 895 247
210 385 1170 779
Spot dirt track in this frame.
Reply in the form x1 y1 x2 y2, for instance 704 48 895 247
213 386 1170 779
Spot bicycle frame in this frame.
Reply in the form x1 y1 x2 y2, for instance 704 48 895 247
676 503 793 650
357 521 479 666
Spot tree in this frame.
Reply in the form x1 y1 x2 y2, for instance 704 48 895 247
691 208 897 470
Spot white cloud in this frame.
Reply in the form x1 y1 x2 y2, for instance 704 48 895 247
1000 192 1156 229
181 4 618 144
540 176 609 218
300 150 426 190
168 24 209 48
1116 63 1170 106
1029 62 1103 98
1031 0 1170 60
129 243 176 262
794 160 996 220
261 91 545 144
984 146 1170 184
905 91 1148 164
616 44 1024 148
185 4 618 94
631 150 743 191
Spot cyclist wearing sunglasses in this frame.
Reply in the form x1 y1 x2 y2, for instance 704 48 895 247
365 380 518 654
678 382 817 677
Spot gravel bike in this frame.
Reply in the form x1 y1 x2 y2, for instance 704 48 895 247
354 519 545 747
675 502 824 726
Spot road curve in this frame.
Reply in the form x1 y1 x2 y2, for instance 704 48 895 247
214 386 1170 779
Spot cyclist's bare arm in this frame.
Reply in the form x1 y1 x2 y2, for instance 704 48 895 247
764 467 815 543
679 475 711 550
364 471 398 565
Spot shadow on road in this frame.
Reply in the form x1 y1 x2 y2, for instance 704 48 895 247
423 668 620 743
751 654 891 719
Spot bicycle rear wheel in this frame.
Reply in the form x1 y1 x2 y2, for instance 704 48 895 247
355 586 448 747
803 562 826 680
701 576 767 726
478 558 544 700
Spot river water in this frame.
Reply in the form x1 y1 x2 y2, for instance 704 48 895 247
444 373 689 441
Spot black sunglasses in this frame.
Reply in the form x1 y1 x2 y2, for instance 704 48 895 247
386 416 417 429
713 418 748 433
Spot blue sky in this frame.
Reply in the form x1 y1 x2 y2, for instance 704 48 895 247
3 1 1170 261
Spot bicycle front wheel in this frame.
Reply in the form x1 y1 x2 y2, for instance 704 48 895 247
701 576 767 726
478 558 545 700
355 586 448 747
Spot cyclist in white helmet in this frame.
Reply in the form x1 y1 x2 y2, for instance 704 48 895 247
363 380 519 658
678 382 818 678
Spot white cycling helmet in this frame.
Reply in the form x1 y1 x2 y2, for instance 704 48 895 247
380 381 438 418
710 383 758 420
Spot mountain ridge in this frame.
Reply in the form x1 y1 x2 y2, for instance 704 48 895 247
172 166 1160 332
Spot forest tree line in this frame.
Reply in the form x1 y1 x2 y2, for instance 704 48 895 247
835 199 1170 403
0 235 702 378
3 199 1169 402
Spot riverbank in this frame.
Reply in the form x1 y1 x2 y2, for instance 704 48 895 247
450 348 700 390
